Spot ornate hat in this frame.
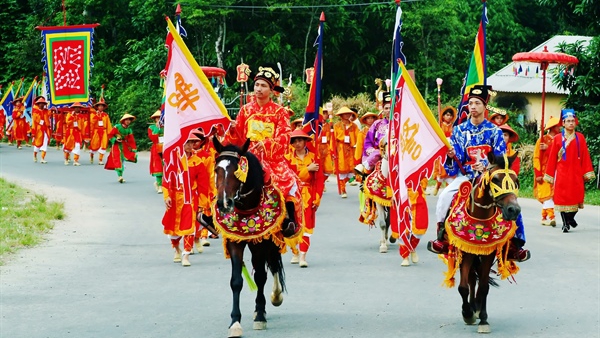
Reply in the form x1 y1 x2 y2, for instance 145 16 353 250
359 112 378 124
289 129 312 143
488 107 509 126
93 98 108 108
499 124 519 143
468 85 493 105
35 96 48 106
560 108 578 126
119 113 136 123
382 92 392 105
150 110 162 119
441 106 456 118
336 106 358 118
70 102 84 109
544 116 560 130
254 65 284 93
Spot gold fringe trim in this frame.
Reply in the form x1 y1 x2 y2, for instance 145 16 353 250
445 220 517 256
213 186 288 259
363 189 392 207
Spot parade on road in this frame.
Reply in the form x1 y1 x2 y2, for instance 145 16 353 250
1 1 599 338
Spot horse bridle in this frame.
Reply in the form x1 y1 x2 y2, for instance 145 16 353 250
472 158 519 210
217 151 255 203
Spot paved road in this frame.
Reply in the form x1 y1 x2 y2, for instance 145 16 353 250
1 145 599 338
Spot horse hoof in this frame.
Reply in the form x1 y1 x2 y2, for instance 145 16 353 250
389 236 397 243
478 324 491 333
462 312 476 325
401 258 410 267
379 244 388 253
253 321 267 330
228 321 243 338
271 292 283 307
410 251 419 263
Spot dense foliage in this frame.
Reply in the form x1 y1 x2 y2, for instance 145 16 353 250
0 0 597 155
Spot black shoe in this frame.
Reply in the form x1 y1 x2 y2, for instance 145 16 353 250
562 224 570 233
427 240 448 255
570 220 578 228
282 220 298 238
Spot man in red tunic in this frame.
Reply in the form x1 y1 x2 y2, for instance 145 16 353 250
226 65 301 237
89 98 112 165
544 109 595 233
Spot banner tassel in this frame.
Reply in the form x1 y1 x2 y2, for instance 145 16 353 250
242 263 258 292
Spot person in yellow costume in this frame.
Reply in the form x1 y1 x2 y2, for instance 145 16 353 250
332 106 359 198
533 116 561 226
284 129 321 267
162 133 204 267
31 97 51 163
190 129 218 252
89 98 112 165
11 97 28 149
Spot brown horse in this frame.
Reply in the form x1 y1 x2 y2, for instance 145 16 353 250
212 138 291 338
446 152 521 334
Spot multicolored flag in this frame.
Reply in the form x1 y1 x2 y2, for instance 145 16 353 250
1 83 15 129
161 17 230 230
23 77 38 121
455 0 488 126
388 60 451 258
37 23 99 107
302 12 326 230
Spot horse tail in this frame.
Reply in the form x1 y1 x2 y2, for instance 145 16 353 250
265 239 286 292
473 256 500 288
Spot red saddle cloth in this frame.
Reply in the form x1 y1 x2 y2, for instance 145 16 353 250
363 161 392 207
445 180 516 255
212 184 299 258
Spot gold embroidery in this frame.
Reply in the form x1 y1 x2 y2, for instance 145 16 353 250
246 120 275 141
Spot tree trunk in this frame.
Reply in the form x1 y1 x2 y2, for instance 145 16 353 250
215 17 225 69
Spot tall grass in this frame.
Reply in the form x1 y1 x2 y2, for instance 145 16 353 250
0 178 65 264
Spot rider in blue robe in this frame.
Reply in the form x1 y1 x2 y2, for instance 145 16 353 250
428 85 530 262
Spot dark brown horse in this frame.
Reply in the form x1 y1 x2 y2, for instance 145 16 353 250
213 138 288 338
450 153 521 334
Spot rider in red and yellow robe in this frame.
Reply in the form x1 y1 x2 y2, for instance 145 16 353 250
226 66 302 236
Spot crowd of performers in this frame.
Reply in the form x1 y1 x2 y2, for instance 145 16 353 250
1 95 138 183
3 68 594 268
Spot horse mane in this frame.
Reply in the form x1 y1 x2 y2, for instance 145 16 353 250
487 151 517 170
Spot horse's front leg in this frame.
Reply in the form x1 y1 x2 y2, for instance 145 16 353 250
475 253 495 334
227 241 246 338
458 253 476 325
377 203 388 253
249 243 268 330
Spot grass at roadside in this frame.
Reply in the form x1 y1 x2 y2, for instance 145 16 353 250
0 177 65 264
519 185 600 205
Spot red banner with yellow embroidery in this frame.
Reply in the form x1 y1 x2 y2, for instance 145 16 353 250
36 24 99 107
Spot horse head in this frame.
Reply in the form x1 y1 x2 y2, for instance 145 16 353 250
477 152 521 221
213 138 263 215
